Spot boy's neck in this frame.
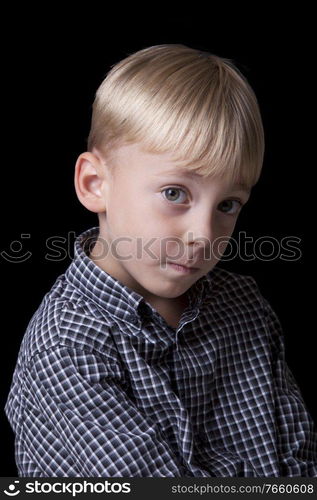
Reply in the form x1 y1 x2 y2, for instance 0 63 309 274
89 236 190 329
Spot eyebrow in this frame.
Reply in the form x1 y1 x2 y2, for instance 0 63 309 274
155 169 252 194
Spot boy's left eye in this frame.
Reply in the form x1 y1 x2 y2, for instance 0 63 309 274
218 199 243 215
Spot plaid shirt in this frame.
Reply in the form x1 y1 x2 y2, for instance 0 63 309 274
5 226 317 477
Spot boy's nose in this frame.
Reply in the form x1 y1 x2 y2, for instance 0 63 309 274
184 226 214 261
186 231 229 264
185 218 215 249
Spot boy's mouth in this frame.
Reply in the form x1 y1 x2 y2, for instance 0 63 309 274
166 262 200 274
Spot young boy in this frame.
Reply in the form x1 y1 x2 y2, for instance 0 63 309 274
5 44 317 477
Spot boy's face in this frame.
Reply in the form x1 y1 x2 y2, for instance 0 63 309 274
83 142 251 306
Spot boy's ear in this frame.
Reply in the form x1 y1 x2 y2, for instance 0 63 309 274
74 151 110 214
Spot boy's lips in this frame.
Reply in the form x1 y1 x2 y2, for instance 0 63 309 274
166 261 200 271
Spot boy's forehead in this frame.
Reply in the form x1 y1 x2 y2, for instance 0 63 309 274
114 143 251 194
153 167 201 179
152 166 251 194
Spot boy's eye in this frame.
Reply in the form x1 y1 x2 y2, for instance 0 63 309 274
162 187 187 204
218 199 243 215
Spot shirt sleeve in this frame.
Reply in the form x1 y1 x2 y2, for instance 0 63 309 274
262 298 317 477
19 346 187 477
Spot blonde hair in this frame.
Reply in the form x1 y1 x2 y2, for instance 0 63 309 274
87 44 265 187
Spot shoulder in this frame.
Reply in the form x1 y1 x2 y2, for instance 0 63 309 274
204 265 264 310
202 265 279 333
18 272 115 369
202 265 284 347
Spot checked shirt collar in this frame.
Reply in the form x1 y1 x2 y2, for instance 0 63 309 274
65 226 214 331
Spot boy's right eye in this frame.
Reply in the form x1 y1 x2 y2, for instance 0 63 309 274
162 187 188 204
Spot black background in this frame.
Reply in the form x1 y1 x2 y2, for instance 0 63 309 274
1 8 315 475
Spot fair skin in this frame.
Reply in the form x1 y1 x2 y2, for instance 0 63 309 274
74 142 251 329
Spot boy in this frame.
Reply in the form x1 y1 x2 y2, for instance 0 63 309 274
5 44 317 477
